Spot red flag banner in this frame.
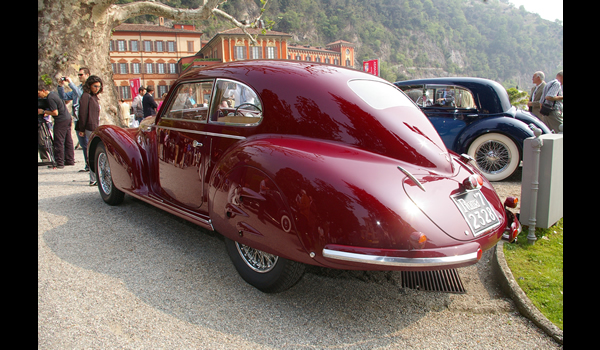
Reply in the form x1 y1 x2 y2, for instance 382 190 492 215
363 59 379 76
129 78 141 100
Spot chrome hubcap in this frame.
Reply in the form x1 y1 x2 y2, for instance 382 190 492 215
474 140 511 175
236 242 278 273
97 152 112 195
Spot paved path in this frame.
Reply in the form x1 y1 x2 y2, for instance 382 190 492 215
38 151 560 349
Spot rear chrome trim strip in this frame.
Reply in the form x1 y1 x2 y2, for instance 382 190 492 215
397 165 426 192
322 248 479 267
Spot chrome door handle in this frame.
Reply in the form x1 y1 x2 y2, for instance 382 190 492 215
192 140 203 147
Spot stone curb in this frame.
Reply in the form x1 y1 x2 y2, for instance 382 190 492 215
492 240 563 345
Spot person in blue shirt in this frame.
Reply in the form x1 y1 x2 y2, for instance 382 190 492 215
57 67 91 172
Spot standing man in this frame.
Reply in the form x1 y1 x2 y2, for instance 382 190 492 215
527 71 546 119
132 86 146 125
539 70 563 133
142 85 158 119
58 67 90 172
38 84 75 169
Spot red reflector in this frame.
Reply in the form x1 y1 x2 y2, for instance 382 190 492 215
476 248 482 260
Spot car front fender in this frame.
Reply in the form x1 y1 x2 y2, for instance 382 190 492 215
88 125 150 195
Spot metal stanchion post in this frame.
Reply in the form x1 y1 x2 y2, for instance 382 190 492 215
527 127 543 244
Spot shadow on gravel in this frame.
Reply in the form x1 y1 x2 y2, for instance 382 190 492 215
40 190 455 348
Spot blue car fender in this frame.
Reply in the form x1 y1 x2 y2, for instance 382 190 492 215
453 115 536 157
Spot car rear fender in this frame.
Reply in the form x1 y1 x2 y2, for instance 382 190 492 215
454 116 534 157
208 135 462 268
88 125 150 195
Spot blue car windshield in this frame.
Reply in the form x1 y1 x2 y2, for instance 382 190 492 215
348 79 418 111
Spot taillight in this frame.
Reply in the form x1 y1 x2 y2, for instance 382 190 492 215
409 232 427 250
463 174 483 190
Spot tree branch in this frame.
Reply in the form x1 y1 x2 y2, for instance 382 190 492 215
108 0 271 46
109 0 226 26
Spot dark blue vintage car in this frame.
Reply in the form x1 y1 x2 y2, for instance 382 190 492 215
394 77 551 181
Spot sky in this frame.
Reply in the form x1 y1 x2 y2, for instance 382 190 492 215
508 0 563 22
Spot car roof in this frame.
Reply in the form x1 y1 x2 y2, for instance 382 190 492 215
394 77 512 114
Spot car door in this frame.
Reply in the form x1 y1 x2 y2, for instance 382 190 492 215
203 78 264 188
155 80 214 211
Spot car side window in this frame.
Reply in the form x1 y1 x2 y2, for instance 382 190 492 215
209 79 262 126
424 85 477 109
163 81 214 122
400 86 432 107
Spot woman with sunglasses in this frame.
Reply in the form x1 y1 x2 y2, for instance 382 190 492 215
76 75 103 186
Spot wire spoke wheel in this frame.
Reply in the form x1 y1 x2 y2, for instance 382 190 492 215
467 133 519 181
97 152 113 195
236 242 279 273
474 139 511 174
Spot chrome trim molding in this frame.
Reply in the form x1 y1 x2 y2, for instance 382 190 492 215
397 165 426 192
155 125 246 140
322 248 479 267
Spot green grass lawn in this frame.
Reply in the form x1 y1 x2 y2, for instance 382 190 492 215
503 218 563 330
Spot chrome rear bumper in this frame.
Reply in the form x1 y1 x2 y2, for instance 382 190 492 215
322 248 481 268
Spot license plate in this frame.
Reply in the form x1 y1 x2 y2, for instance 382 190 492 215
451 189 501 236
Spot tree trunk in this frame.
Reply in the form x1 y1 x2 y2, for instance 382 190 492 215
37 0 252 126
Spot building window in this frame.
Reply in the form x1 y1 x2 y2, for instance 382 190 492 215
130 40 139 52
119 63 128 74
234 46 246 60
117 40 127 52
167 41 176 52
168 63 177 74
157 63 165 74
145 63 153 74
155 41 164 52
144 40 153 52
266 46 277 59
187 41 195 52
157 85 169 98
119 86 131 100
250 46 262 59
131 63 140 74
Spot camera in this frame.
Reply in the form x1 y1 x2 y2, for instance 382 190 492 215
60 77 67 81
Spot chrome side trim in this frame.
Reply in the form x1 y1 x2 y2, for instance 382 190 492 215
322 248 479 267
155 125 246 140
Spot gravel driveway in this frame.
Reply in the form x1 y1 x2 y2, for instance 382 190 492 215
38 152 559 349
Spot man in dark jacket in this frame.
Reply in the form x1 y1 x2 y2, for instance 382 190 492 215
142 85 158 118
38 84 74 169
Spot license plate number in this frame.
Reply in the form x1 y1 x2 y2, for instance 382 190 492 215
451 190 500 236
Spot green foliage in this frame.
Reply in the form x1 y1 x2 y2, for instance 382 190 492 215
504 218 563 330
506 87 529 110
40 74 52 86
116 0 563 84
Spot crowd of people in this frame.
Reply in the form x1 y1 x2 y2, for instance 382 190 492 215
37 67 165 185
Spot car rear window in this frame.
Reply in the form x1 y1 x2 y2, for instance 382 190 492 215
348 79 417 110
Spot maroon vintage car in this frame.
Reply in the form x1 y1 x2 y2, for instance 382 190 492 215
88 60 520 293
